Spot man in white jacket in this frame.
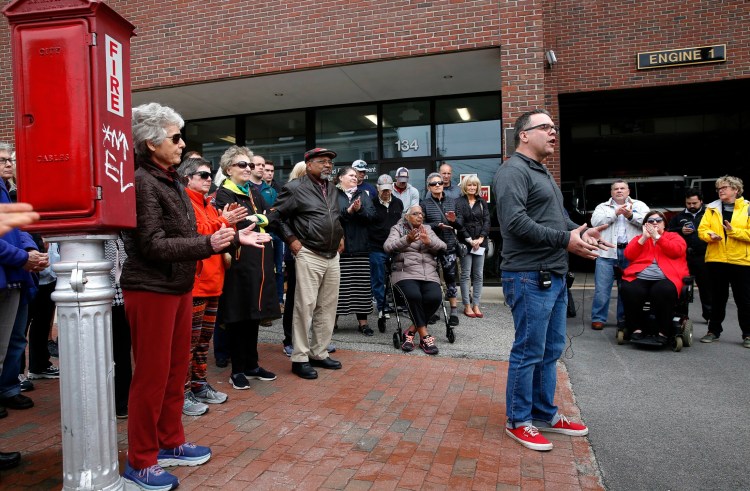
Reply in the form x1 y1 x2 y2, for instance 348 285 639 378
590 180 649 329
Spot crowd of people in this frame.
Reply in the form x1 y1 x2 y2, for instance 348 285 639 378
0 103 746 488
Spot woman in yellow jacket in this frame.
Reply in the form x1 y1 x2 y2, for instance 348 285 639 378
697 175 750 347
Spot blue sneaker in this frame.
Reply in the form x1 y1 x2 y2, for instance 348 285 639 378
122 462 178 490
156 442 211 467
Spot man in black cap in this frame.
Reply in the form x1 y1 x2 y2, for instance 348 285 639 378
270 148 345 379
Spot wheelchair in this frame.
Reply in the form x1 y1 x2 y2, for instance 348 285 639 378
616 276 695 352
383 256 456 349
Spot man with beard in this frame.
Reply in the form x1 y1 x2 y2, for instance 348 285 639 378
668 188 712 321
270 148 344 379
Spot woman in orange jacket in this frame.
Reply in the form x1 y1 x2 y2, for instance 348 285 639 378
180 157 247 412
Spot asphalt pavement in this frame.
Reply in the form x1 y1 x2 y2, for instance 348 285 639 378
258 275 750 490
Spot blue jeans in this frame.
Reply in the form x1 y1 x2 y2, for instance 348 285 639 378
271 233 285 303
0 301 28 398
591 248 628 324
369 251 388 312
459 251 485 306
502 271 567 427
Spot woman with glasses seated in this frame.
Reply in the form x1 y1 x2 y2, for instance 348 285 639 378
619 210 689 345
214 146 280 390
384 205 447 355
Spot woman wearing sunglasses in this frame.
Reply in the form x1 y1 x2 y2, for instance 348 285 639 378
179 157 248 415
697 175 750 347
214 146 281 390
619 210 689 345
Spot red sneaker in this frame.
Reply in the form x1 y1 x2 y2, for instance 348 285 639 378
537 415 589 436
505 425 553 451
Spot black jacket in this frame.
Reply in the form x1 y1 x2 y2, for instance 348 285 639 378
214 185 280 323
668 207 708 258
337 187 375 255
421 194 464 250
368 196 404 253
455 195 490 240
270 175 343 258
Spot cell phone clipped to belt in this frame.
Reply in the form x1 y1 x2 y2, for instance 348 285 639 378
539 269 552 289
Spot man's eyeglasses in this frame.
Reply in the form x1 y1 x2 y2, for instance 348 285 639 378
428 181 444 187
311 159 334 165
232 161 255 169
0 158 14 165
646 217 664 224
166 133 182 144
522 123 560 134
192 171 212 180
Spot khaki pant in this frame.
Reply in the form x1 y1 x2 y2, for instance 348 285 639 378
291 247 340 362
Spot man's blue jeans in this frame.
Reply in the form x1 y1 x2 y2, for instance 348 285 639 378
0 301 28 398
369 251 388 312
591 248 628 324
501 271 567 427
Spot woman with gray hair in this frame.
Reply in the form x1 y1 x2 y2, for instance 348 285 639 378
121 103 267 490
697 175 750 347
421 171 464 326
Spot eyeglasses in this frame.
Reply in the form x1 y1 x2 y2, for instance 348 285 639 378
232 161 255 169
409 212 424 216
0 158 13 165
646 217 664 224
192 171 212 180
716 185 730 191
166 133 182 144
522 123 560 134
311 159 334 165
428 181 444 187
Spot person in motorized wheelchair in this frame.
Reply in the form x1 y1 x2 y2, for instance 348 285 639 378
619 210 690 346
384 205 447 355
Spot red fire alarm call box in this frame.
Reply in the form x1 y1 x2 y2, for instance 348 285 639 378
3 0 136 233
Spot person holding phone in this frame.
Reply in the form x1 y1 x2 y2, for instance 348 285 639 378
421 172 464 326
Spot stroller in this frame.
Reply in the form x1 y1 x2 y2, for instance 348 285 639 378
383 256 456 349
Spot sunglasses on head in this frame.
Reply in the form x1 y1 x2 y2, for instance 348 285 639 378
646 217 664 224
192 171 212 180
166 133 182 144
233 161 255 169
428 181 444 187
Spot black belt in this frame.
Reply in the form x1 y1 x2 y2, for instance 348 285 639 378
617 243 628 249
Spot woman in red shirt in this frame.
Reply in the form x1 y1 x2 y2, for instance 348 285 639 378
620 210 689 344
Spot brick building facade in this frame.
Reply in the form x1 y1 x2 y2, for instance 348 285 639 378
1 0 748 186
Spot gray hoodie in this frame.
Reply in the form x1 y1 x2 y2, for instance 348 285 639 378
493 152 579 275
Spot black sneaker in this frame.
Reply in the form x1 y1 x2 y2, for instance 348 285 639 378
401 330 416 352
229 373 250 390
449 314 459 326
419 335 439 355
359 324 374 336
18 374 34 392
28 365 60 380
245 366 277 381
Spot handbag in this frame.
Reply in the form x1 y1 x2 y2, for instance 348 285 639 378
430 196 466 258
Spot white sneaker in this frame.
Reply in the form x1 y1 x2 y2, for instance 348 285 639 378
191 383 227 404
182 391 208 416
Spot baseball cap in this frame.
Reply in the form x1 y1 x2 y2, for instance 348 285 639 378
376 174 394 191
395 167 409 182
304 148 337 161
352 159 368 172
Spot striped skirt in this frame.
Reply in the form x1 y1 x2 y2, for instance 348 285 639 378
336 254 374 315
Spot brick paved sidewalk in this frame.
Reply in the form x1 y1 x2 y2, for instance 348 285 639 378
0 344 603 490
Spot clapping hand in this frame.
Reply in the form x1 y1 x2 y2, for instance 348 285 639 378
238 226 271 248
221 203 248 225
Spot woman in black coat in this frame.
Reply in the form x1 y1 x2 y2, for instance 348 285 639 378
455 175 491 318
214 146 280 390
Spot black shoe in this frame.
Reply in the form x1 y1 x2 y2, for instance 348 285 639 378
116 407 128 419
0 394 33 410
215 358 228 368
449 314 459 326
428 314 439 325
630 331 644 341
0 451 21 470
308 357 342 370
359 324 374 336
291 362 318 379
0 405 7 419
